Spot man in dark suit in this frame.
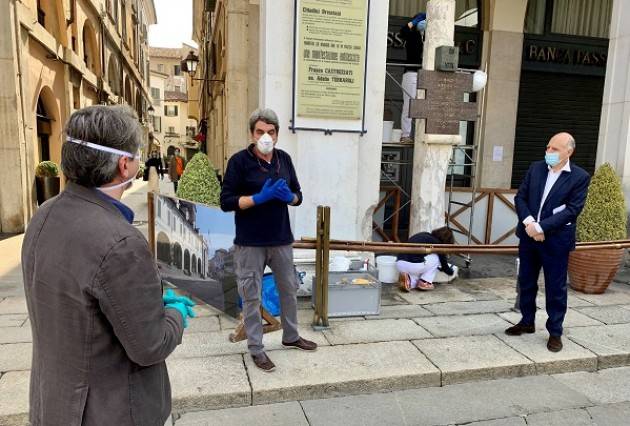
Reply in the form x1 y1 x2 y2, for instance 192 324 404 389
506 132 590 352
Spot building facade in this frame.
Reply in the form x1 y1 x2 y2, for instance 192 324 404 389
0 0 156 233
191 0 624 243
149 45 200 160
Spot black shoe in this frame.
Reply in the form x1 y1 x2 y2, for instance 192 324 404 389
547 335 563 352
251 352 276 372
505 323 536 336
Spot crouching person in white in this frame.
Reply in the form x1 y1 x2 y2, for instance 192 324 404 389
396 227 455 291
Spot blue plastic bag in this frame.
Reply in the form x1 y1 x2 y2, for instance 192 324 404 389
237 273 281 316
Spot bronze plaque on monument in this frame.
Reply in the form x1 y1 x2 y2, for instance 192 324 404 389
409 70 477 135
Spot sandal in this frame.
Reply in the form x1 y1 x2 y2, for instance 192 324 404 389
399 272 411 292
416 280 435 291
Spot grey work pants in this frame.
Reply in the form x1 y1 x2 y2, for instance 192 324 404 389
234 245 300 355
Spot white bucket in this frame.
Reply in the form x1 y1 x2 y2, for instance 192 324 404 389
382 121 394 142
391 128 402 143
330 256 351 272
376 255 398 283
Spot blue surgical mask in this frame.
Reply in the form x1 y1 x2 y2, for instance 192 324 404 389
545 152 560 167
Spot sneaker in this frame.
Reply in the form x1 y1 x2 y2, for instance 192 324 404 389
504 324 535 336
282 337 318 351
251 352 276 372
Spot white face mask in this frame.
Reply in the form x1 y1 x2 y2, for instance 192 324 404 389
256 133 274 155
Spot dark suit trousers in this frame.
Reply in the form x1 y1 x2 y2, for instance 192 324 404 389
518 237 569 336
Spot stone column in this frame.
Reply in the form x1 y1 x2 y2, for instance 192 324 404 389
477 0 527 189
409 0 458 234
596 0 630 209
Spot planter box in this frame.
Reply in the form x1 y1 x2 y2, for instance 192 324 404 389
311 270 381 317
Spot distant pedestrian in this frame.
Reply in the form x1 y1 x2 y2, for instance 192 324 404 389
144 149 164 180
397 226 455 291
169 148 186 192
220 108 317 373
22 105 194 425
506 132 589 353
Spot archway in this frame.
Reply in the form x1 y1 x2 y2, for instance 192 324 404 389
135 88 143 119
197 258 202 277
157 232 171 264
82 20 99 75
173 243 183 269
36 86 61 166
184 249 191 275
107 54 121 96
191 254 197 274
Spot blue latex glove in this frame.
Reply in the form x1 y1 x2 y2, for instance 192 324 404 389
163 289 195 307
252 178 281 205
165 301 196 328
273 179 295 204
411 12 426 26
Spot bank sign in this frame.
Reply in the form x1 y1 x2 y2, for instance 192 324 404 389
522 36 609 77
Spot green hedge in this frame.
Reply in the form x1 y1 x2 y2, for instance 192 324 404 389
35 161 59 178
176 153 220 206
577 163 627 242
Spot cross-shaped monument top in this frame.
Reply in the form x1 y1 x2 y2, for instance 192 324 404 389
409 70 478 135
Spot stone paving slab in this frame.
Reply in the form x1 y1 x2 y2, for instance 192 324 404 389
175 401 308 426
575 305 630 325
0 327 31 344
566 324 630 368
586 402 630 426
167 355 250 411
0 371 29 426
571 285 630 306
525 407 592 426
171 328 328 359
0 315 27 328
398 286 477 305
364 303 433 319
413 335 535 385
0 297 27 315
553 366 630 405
0 343 31 372
300 375 591 426
322 319 432 345
498 308 603 330
468 417 526 426
186 316 221 334
413 313 513 338
246 341 440 405
496 333 597 375
423 300 513 316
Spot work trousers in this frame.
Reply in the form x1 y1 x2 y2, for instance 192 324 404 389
234 244 300 355
396 255 440 287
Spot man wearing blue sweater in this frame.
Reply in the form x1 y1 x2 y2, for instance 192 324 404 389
220 108 317 372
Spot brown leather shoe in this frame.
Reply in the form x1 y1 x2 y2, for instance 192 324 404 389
547 335 563 352
505 324 536 336
251 352 275 372
282 337 318 351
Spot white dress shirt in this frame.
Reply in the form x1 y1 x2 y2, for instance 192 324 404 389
523 161 571 234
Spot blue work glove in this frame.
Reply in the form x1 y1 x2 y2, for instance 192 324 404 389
165 301 196 328
162 289 195 307
252 178 280 205
273 179 295 204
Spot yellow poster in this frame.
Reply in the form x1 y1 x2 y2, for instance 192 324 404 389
296 0 368 120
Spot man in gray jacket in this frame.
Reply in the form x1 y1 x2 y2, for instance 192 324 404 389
22 105 192 426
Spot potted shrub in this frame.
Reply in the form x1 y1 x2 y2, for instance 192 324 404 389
35 161 60 205
568 163 627 294
176 153 221 206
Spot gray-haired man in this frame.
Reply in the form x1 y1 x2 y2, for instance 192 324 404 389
22 105 191 425
220 108 317 372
